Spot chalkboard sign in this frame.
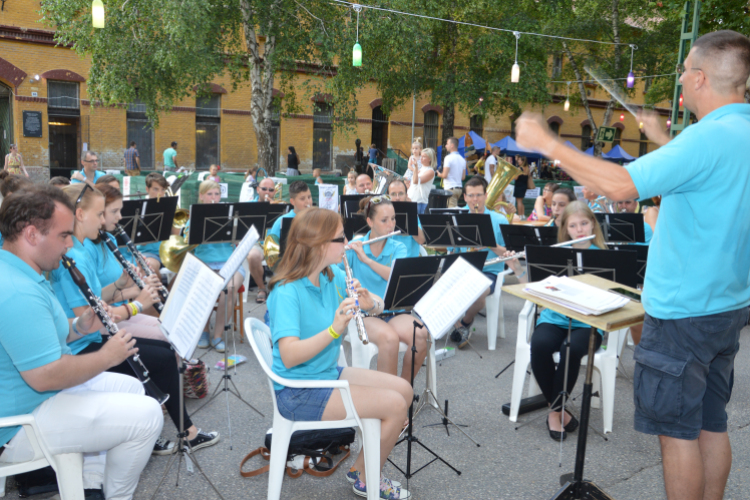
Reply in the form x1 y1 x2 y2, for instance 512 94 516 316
23 111 43 138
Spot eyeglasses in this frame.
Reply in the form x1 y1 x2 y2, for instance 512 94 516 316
366 195 391 212
330 237 346 244
259 187 273 192
676 63 701 75
83 158 99 163
75 183 92 211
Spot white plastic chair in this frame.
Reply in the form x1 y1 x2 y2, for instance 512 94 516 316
0 414 84 499
245 318 381 500
344 322 439 409
508 301 629 434
486 269 514 350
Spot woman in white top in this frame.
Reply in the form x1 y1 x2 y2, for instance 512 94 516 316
404 137 423 189
406 148 436 214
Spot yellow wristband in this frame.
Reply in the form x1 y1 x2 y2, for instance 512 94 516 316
328 325 340 339
129 303 139 317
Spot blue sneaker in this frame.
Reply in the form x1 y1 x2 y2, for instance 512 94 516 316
197 331 210 349
211 337 225 353
347 469 400 488
352 476 410 499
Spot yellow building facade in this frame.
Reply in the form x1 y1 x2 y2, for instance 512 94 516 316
0 3 671 175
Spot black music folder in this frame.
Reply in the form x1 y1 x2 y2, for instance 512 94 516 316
595 213 646 243
391 201 419 236
187 202 270 245
382 252 488 311
279 217 295 261
118 196 178 246
526 245 639 289
500 225 558 253
418 213 496 248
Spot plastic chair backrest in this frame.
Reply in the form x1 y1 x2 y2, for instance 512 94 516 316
248 318 274 370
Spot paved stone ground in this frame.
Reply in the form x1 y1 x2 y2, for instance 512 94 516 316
5 281 750 500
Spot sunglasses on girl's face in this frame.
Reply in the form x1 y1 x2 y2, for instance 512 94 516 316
330 237 346 244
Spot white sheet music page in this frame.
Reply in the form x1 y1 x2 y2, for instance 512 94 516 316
219 226 259 288
413 257 492 339
160 253 224 359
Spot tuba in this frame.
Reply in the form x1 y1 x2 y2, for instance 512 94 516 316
485 156 522 222
373 166 404 195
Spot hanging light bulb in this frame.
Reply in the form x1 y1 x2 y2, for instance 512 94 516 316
92 0 105 28
352 5 363 67
563 82 571 111
626 45 637 88
511 32 521 83
679 94 683 107
620 113 625 121
666 118 671 128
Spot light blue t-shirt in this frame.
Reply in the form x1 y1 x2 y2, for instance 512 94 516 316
0 250 71 446
393 219 423 258
341 231 408 299
70 169 105 184
136 241 162 258
625 103 750 319
268 267 348 390
0 231 3 248
50 237 103 353
163 147 177 170
269 210 296 241
450 209 509 274
85 233 135 307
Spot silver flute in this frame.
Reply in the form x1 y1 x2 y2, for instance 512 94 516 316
341 253 369 345
484 235 596 267
345 231 401 250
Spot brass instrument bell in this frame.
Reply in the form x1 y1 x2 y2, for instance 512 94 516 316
262 234 281 269
485 157 522 215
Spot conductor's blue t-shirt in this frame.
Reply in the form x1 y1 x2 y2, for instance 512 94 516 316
625 103 750 319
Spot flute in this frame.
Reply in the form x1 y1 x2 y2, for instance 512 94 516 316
60 255 170 404
345 231 401 250
484 235 596 267
113 224 169 303
100 230 163 314
342 253 369 345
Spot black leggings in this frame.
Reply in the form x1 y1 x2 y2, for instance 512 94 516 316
78 338 193 430
530 323 602 410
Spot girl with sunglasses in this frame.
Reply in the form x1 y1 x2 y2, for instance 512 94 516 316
345 195 430 384
268 208 412 499
50 184 220 455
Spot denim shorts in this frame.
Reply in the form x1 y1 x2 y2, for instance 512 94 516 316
483 272 497 294
274 367 344 421
142 252 161 263
633 308 747 440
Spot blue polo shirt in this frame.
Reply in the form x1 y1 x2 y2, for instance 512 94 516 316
341 231 408 299
136 241 162 259
86 234 135 307
268 266 348 390
450 209 509 274
393 219 423 258
0 231 3 248
625 103 750 319
70 169 105 184
49 237 103 353
269 210 296 241
0 250 71 446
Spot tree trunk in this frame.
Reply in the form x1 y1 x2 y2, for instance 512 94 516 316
441 102 455 164
242 1 277 175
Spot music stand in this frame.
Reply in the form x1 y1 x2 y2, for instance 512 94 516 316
340 194 369 217
117 196 178 247
525 246 638 289
278 217 294 262
595 213 645 244
609 244 648 289
344 214 370 241
418 213 497 248
391 202 419 236
266 203 293 229
500 225 558 252
188 204 265 449
428 207 465 215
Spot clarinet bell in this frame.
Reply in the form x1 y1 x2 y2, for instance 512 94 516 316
143 376 170 405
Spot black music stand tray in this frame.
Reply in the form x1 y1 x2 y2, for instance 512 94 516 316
418 213 497 248
340 194 369 217
382 254 486 447
391 202 419 237
428 208 465 215
117 196 178 247
595 213 645 244
500 225 558 252
344 214 370 241
187 203 265 449
266 203 293 229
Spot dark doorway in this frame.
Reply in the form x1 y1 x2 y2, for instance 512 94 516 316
313 103 333 170
370 106 388 163
0 85 12 159
270 105 280 173
127 101 154 169
48 117 79 169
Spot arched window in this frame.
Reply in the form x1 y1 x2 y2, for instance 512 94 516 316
549 122 560 136
639 132 649 157
613 128 623 147
470 115 483 137
581 125 593 150
424 111 439 150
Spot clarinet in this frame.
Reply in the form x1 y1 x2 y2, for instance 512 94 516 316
113 224 169 303
60 255 170 405
100 230 163 314
341 253 369 345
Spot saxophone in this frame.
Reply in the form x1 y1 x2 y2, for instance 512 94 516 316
341 253 369 345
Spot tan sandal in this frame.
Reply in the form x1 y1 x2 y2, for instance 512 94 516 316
255 289 267 304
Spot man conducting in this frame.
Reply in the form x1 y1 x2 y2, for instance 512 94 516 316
515 30 750 500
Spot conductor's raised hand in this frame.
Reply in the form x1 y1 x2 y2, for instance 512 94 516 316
102 330 138 367
515 113 560 158
637 109 671 147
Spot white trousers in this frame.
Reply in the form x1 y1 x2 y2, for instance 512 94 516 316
0 372 162 500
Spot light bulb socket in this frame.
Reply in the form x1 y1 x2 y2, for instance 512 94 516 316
626 71 635 89
92 0 105 28
352 42 362 67
511 63 520 83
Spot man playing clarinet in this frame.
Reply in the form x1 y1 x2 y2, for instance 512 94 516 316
516 30 750 500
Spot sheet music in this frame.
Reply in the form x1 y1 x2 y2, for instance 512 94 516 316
219 226 259 287
413 257 492 339
318 184 339 212
160 253 224 359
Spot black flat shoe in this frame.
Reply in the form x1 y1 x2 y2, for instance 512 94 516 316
546 416 567 441
564 412 579 434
